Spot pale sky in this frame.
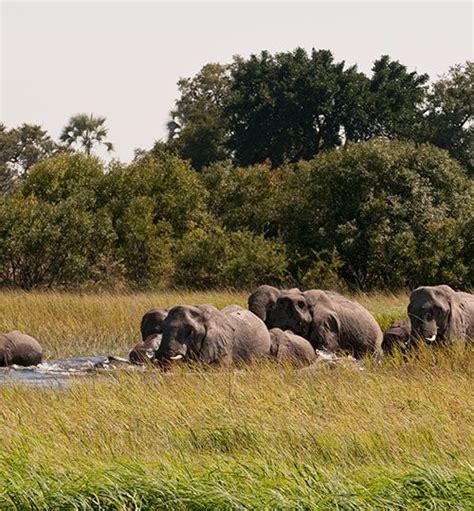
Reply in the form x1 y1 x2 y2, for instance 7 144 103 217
1 1 472 162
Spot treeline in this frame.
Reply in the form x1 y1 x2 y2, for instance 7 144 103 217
0 140 472 291
0 48 472 291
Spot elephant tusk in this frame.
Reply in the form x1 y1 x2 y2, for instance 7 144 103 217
169 354 183 360
425 335 436 342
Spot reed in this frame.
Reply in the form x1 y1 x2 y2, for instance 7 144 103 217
0 290 472 509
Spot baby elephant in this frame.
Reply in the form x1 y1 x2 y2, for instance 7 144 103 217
129 308 169 364
269 328 316 365
382 320 412 354
0 331 43 367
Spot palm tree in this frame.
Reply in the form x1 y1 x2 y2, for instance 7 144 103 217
60 114 114 155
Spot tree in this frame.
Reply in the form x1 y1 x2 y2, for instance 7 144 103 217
0 194 117 289
296 140 473 289
420 61 473 175
366 55 429 139
226 48 370 167
0 123 60 191
60 114 114 155
167 63 231 170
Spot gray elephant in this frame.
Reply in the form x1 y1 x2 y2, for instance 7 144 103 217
382 320 412 354
248 285 281 325
408 285 474 344
156 304 271 365
140 307 169 341
0 331 43 367
269 328 316 365
129 334 162 364
129 307 169 364
268 289 383 360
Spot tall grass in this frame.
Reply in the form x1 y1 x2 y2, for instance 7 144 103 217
0 290 407 358
0 290 472 509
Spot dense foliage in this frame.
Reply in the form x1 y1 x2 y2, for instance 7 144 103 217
0 139 471 290
1 49 472 290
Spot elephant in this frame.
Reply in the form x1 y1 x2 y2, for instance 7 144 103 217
248 285 281 325
156 304 272 365
140 307 169 341
268 289 383 360
129 307 169 364
129 334 162 364
408 285 474 344
382 320 412 354
0 331 43 367
269 328 316 365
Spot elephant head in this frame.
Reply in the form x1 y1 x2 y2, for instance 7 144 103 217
140 308 169 341
408 285 464 343
156 305 230 364
248 285 281 324
268 289 313 338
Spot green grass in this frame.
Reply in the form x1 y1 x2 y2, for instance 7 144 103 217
0 290 472 509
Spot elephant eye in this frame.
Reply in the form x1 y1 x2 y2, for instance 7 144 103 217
297 301 305 308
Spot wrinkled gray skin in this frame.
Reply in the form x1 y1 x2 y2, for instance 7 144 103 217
248 285 281 326
140 308 169 341
269 289 383 360
269 328 316 365
382 320 412 354
0 331 43 366
408 285 474 344
156 304 271 365
129 334 162 364
129 308 169 364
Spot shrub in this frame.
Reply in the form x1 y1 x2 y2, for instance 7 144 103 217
297 140 473 289
103 153 209 237
0 194 117 289
21 153 105 208
175 224 288 289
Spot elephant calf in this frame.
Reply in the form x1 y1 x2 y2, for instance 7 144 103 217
382 320 411 354
140 307 169 341
269 328 316 365
156 304 271 365
129 307 169 364
129 334 162 364
0 331 43 367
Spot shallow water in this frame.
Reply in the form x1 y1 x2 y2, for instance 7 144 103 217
0 356 110 388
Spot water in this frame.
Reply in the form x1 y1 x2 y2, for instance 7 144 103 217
0 356 124 388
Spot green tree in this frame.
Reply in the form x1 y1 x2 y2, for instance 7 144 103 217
366 55 429 139
167 63 231 170
22 153 105 208
421 61 473 174
60 114 114 155
175 224 288 289
0 194 117 289
0 123 60 191
296 140 473 289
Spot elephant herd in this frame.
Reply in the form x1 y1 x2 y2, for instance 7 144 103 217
1 284 473 369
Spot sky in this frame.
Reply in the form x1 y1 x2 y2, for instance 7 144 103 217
1 1 472 162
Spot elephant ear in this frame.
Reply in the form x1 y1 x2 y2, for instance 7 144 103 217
196 305 231 364
444 292 466 340
308 307 340 350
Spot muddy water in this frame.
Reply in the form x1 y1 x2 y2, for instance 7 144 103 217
0 356 111 388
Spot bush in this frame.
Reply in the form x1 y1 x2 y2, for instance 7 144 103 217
104 153 209 237
201 161 288 236
116 197 175 289
0 194 117 289
21 153 105 208
175 224 288 289
296 140 473 289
